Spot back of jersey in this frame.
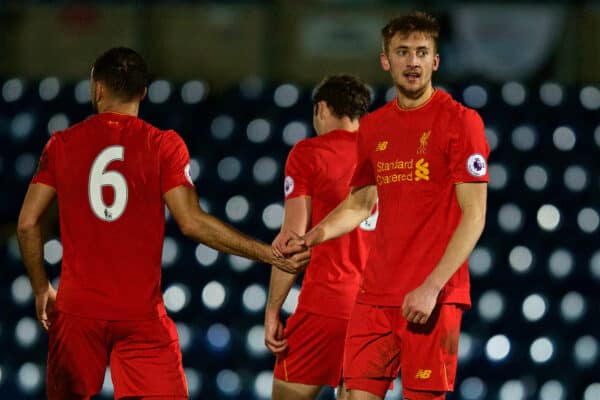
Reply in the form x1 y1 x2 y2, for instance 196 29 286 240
32 112 193 320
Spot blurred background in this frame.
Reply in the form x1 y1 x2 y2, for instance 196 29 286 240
0 1 599 399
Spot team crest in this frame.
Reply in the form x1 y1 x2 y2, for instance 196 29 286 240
466 154 487 177
417 131 430 154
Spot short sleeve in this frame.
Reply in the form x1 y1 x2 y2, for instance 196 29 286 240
350 127 375 187
31 135 57 188
449 109 490 183
284 141 314 200
159 130 195 195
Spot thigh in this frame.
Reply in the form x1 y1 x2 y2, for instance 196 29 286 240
47 311 108 399
274 310 347 388
120 397 188 400
400 304 463 393
109 316 187 399
272 377 324 400
343 303 400 398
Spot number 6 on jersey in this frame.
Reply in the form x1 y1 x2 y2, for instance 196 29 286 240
88 145 128 221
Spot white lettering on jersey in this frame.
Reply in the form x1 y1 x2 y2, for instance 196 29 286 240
88 145 128 222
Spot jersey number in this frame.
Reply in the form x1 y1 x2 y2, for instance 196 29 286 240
88 146 128 222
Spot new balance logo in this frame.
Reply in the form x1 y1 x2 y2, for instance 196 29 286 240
415 369 432 380
375 141 388 151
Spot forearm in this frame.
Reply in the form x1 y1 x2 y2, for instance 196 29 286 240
307 185 376 246
266 266 298 315
425 212 486 291
17 224 50 295
187 213 272 264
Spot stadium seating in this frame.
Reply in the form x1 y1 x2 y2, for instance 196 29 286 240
0 77 598 399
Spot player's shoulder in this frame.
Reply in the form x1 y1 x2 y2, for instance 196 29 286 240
360 101 396 127
134 118 185 148
436 89 483 123
294 134 322 150
50 116 91 141
288 136 318 160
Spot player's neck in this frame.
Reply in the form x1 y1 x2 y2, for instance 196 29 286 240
396 84 435 110
319 118 359 135
97 101 140 117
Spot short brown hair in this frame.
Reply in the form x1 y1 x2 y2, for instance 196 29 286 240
92 47 149 101
313 74 371 120
381 11 440 53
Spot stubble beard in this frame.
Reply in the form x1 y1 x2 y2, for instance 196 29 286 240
395 79 429 101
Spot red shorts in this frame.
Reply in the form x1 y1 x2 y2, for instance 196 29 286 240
273 310 348 388
343 303 463 399
47 311 187 399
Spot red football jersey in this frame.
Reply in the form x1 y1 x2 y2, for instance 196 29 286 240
284 129 375 319
32 112 194 320
351 90 489 307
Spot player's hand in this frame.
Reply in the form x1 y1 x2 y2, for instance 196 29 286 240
34 282 56 332
303 226 325 248
264 309 287 355
271 246 311 274
402 281 440 325
272 229 305 257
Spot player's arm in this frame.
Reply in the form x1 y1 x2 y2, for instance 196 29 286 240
403 182 487 324
17 183 58 331
164 185 309 274
301 184 377 248
265 196 311 354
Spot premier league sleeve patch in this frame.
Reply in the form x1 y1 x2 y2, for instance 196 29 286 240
284 176 294 197
184 163 194 185
466 153 487 177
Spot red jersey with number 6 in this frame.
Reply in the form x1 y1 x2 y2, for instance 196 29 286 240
31 112 194 320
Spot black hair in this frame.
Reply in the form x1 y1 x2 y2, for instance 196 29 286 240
92 47 149 100
313 74 371 120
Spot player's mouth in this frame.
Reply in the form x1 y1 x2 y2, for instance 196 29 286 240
403 71 421 83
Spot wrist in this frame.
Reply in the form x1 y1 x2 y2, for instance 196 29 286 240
32 280 51 296
423 275 444 293
305 226 324 247
265 305 281 316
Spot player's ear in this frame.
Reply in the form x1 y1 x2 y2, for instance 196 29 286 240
94 81 104 103
317 101 328 119
380 52 391 71
140 87 148 101
432 53 440 72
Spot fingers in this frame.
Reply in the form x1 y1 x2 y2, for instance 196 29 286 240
272 246 284 258
272 230 306 257
38 311 50 331
403 307 430 325
290 249 311 264
272 259 298 274
35 294 51 331
265 323 288 355
265 337 288 355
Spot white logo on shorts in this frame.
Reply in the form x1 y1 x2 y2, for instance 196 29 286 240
466 154 487 177
284 176 294 197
